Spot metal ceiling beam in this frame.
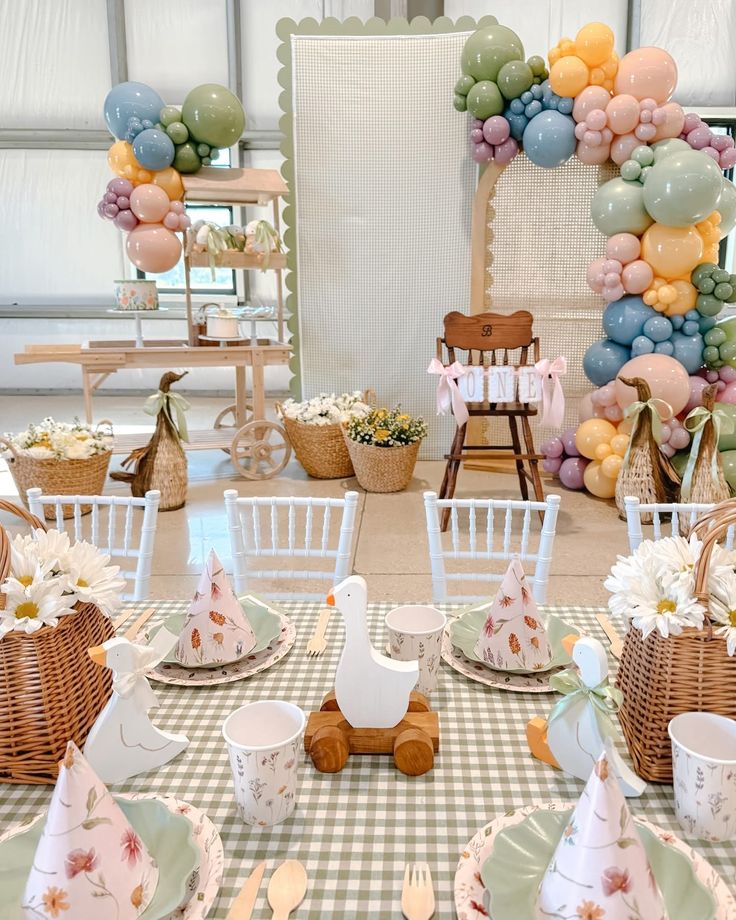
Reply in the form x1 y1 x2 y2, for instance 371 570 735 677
106 0 128 85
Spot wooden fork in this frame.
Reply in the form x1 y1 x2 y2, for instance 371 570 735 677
306 609 331 657
401 863 435 920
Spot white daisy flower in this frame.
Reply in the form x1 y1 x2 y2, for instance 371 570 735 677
31 529 72 573
628 565 705 639
63 540 125 616
0 577 76 636
708 571 736 657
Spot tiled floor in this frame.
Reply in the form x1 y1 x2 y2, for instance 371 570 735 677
0 394 630 605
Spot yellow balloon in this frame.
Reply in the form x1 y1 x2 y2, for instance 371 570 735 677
594 443 613 460
107 140 152 185
601 453 623 479
617 417 634 435
575 418 617 460
151 166 184 201
664 280 697 317
549 55 590 97
641 223 704 279
575 22 615 67
610 433 630 457
584 460 617 498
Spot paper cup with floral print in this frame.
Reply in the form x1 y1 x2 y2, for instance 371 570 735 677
222 700 306 827
385 605 446 696
669 711 736 842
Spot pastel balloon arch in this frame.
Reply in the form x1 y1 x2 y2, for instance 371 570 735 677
456 19 736 498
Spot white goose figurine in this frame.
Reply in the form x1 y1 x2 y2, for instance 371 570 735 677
327 575 419 729
546 636 646 797
85 636 189 784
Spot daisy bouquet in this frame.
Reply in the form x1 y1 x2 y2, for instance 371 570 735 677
605 533 736 653
2 418 113 460
279 392 371 427
1 530 125 637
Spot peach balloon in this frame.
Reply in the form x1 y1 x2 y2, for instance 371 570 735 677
601 452 623 479
576 140 611 165
572 85 611 122
663 279 697 316
641 223 704 278
652 101 685 141
578 392 596 422
610 433 630 456
605 94 640 135
107 140 153 185
584 460 617 498
151 166 184 201
130 184 170 223
614 354 690 416
575 418 617 460
610 132 640 165
614 47 678 103
607 232 640 263
594 442 613 460
126 224 182 273
575 22 615 67
622 259 653 294
550 55 590 97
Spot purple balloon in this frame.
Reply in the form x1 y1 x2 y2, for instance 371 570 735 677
103 191 118 204
560 428 580 457
559 456 588 490
107 177 134 196
470 127 484 143
494 137 519 165
544 438 564 458
97 200 107 218
483 115 510 146
472 141 494 163
103 202 120 218
117 196 130 209
542 456 562 474
114 209 139 231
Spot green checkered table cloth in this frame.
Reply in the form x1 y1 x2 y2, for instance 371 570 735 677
1 603 734 918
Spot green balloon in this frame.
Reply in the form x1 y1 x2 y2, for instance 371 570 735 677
697 293 724 316
453 94 467 112
705 328 727 346
466 80 504 119
692 262 717 287
643 150 724 227
173 141 202 174
719 406 736 451
703 345 721 366
720 317 736 341
631 145 654 167
165 121 189 144
671 450 688 478
713 268 730 284
719 450 736 492
181 83 245 148
455 74 476 96
497 60 533 100
461 24 524 82
527 54 547 77
196 143 211 157
721 342 736 360
717 178 736 236
651 138 692 163
715 282 734 300
590 178 654 237
159 105 182 127
620 160 641 182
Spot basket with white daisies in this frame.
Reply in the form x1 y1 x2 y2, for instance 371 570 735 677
278 392 371 426
3 418 113 460
1 529 124 637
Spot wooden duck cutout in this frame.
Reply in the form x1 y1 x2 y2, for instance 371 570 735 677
85 634 189 784
527 635 646 797
327 575 419 729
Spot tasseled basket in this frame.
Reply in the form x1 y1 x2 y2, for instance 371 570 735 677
615 376 680 522
111 371 188 511
680 384 732 506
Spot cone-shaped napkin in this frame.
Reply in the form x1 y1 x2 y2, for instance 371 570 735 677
175 548 256 666
21 742 159 919
535 751 667 920
473 557 552 671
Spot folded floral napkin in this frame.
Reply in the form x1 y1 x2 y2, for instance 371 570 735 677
22 742 159 919
175 549 257 666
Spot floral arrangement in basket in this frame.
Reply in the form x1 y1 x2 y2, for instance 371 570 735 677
2 418 113 461
344 406 427 448
279 392 371 427
1 530 124 637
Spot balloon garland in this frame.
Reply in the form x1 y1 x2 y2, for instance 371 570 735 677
456 18 736 498
98 81 246 274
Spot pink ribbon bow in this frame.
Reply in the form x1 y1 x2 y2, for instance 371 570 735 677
427 358 469 426
535 356 567 429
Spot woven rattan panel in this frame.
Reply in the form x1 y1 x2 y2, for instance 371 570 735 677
291 32 476 459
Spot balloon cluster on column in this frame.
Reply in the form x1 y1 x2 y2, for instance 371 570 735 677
455 19 736 500
99 80 246 274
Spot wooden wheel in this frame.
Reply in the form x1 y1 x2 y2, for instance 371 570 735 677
393 727 434 776
230 421 291 480
310 724 350 773
214 404 253 454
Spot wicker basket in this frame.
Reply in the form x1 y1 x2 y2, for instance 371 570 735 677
0 432 111 520
616 500 736 782
281 415 354 479
0 500 114 783
342 436 421 493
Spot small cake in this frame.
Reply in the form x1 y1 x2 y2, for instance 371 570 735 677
114 279 159 311
22 742 159 919
175 548 257 666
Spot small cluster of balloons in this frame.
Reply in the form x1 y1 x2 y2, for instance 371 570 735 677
540 429 589 490
100 80 246 274
680 113 736 170
573 417 630 499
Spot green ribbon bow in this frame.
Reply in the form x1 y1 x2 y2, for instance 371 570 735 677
249 220 281 271
548 668 623 738
680 405 735 501
144 390 191 442
621 397 671 470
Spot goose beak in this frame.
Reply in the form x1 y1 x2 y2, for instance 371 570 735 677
326 593 335 607
88 645 107 667
561 634 580 657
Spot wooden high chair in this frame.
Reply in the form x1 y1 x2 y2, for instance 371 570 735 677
437 310 544 530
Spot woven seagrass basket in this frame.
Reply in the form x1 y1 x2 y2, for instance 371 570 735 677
342 437 421 493
617 499 736 782
0 500 114 783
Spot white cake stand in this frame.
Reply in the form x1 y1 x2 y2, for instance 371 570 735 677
107 307 168 347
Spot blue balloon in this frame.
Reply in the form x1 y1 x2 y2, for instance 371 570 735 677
631 335 655 356
104 81 165 141
602 296 654 346
132 128 175 171
504 108 528 141
583 339 630 386
670 315 685 330
522 110 576 169
654 341 674 356
671 332 706 374
682 319 699 336
698 315 717 332
642 315 673 343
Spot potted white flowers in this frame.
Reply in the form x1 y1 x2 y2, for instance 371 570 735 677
277 391 372 479
1 418 113 518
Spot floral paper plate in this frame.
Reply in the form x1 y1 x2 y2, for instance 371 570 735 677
146 614 295 687
454 803 735 920
441 628 559 693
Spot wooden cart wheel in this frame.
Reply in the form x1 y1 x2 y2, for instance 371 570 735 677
230 421 291 480
214 403 253 454
310 724 350 773
393 728 434 776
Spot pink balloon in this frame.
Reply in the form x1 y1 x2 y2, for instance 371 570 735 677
682 112 701 134
472 141 494 163
660 421 672 441
573 86 612 123
614 47 678 104
719 381 736 405
687 126 712 150
610 132 640 165
114 209 139 231
576 140 611 165
702 147 720 163
705 369 720 383
614 354 690 416
163 211 180 230
597 383 618 407
712 135 734 152
622 259 654 294
720 366 736 383
125 223 182 273
586 257 607 292
604 404 623 421
483 115 510 146
606 233 640 264
652 102 684 141
634 122 657 142
586 109 607 131
603 283 625 302
717 380 727 393
660 443 676 457
579 392 596 421
130 184 170 223
178 214 191 230
605 94 640 135
583 129 603 146
669 427 690 450
470 128 484 143
720 148 736 169
494 137 518 164
559 456 589 490
169 201 185 214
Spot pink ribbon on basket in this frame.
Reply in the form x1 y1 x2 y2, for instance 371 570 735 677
427 358 469 426
534 356 567 429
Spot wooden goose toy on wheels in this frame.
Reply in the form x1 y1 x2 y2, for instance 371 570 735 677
305 576 440 776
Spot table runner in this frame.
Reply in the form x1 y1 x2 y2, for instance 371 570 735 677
1 602 734 918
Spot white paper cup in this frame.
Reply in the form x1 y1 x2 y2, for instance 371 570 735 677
385 605 446 696
669 711 736 842
222 700 306 827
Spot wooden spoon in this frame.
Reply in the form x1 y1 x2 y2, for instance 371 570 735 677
267 860 308 920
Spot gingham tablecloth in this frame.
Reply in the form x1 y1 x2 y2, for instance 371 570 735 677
1 602 735 918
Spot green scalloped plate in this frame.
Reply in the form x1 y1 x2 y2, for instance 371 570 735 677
0 797 199 919
481 807 715 920
450 609 579 674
